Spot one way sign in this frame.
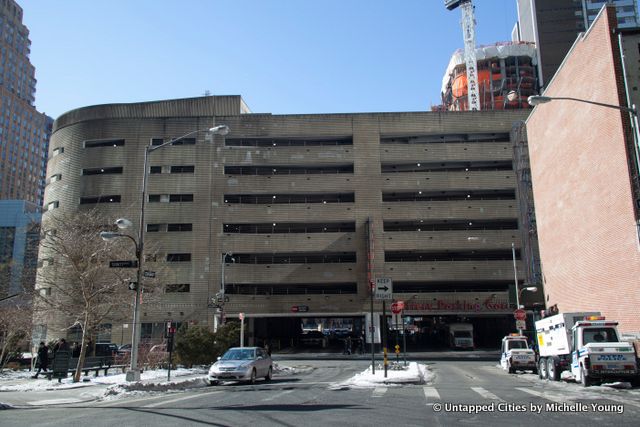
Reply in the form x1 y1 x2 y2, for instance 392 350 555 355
374 277 393 300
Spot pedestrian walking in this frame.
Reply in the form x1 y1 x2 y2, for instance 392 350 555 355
71 341 80 357
53 338 70 355
32 342 49 379
343 336 352 355
264 342 271 357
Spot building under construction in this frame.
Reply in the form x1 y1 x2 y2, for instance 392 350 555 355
439 42 539 111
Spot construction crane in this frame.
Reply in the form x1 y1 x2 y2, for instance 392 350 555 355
445 0 480 111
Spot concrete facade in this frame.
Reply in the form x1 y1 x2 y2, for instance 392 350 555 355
40 95 535 346
0 0 52 205
526 6 640 333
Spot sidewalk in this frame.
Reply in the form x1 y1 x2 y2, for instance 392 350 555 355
0 368 209 408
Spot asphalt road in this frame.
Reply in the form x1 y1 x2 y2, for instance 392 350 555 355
2 360 640 426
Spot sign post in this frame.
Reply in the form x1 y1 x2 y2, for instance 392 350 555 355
375 278 393 378
391 301 404 365
514 309 526 335
166 321 176 381
239 312 245 348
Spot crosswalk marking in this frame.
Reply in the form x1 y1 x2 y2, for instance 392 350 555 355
471 387 504 402
262 389 295 402
423 386 441 403
515 387 575 403
143 391 222 408
372 387 387 397
593 393 640 409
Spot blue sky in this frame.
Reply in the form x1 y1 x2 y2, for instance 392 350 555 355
21 0 517 119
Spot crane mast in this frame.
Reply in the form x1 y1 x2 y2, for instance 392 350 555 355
445 0 480 111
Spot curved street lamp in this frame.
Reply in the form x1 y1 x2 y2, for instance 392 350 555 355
101 124 229 381
527 95 637 115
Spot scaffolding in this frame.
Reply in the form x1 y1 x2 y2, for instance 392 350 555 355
437 42 539 111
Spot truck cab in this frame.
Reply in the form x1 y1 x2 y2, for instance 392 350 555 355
570 316 638 386
536 313 639 386
500 334 537 374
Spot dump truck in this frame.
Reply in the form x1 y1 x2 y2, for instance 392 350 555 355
500 334 537 374
536 312 639 386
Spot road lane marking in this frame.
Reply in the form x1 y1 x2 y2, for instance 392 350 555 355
423 386 441 404
516 387 575 403
262 389 295 402
26 398 84 406
517 387 640 409
98 389 221 407
372 387 387 397
471 387 504 402
143 391 223 408
593 393 640 409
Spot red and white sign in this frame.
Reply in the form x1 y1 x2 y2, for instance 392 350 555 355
391 301 404 314
514 309 526 321
239 312 244 321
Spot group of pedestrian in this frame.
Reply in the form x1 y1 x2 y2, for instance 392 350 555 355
343 335 365 355
31 338 70 379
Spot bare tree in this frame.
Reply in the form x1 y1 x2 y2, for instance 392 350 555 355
34 209 160 382
0 262 12 300
0 298 32 373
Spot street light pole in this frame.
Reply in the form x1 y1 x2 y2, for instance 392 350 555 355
102 125 229 382
511 242 519 308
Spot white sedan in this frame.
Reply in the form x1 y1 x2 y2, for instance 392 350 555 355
207 347 273 385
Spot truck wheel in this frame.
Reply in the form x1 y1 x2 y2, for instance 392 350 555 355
538 358 548 380
547 358 559 381
580 367 591 387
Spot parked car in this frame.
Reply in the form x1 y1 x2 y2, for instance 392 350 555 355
90 343 118 366
95 343 119 357
117 344 132 355
300 331 327 347
207 347 272 385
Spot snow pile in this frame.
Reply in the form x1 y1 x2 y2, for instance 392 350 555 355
0 367 206 392
105 377 207 396
92 367 206 385
330 362 432 389
273 363 311 375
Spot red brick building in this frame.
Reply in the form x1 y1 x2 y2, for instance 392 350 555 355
525 6 640 333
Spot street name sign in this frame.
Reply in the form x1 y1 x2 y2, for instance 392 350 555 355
109 260 138 268
374 277 393 300
143 270 156 278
